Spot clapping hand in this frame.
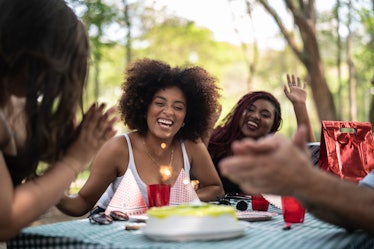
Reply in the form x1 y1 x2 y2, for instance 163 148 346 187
65 103 118 170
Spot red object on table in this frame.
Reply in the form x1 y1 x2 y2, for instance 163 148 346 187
281 196 305 223
251 195 269 211
318 121 374 182
147 184 171 208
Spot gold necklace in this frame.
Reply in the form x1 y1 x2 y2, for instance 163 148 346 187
142 138 174 166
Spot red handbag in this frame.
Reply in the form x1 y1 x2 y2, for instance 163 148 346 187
318 121 374 182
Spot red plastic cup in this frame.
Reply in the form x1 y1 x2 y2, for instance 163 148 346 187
251 195 269 211
281 196 305 223
147 184 171 208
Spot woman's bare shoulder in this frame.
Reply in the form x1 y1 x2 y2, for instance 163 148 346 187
183 139 206 154
92 134 130 176
98 134 129 158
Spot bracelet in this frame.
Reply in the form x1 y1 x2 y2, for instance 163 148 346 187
63 158 80 178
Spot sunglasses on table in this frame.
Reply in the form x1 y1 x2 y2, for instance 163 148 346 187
214 194 251 211
89 210 129 225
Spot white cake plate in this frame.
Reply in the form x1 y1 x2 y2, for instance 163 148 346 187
142 221 247 242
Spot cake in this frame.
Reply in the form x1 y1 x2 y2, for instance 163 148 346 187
142 203 245 241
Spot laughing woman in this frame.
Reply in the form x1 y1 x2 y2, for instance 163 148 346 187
57 58 224 217
208 74 315 195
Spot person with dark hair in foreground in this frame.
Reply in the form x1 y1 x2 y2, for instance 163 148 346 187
0 0 117 241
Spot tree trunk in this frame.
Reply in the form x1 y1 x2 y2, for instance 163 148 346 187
335 0 342 120
231 1 259 90
346 0 357 121
257 0 337 121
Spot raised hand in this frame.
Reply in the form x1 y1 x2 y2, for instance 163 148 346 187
284 74 307 104
283 73 316 142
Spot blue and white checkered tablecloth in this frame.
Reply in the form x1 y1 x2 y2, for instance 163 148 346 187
7 204 374 249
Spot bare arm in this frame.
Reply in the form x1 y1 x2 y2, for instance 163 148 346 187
57 135 127 217
0 104 117 241
187 140 224 201
296 168 374 234
284 74 316 142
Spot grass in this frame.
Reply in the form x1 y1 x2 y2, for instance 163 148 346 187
37 163 90 194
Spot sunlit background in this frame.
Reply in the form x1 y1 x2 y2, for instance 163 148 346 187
67 0 374 139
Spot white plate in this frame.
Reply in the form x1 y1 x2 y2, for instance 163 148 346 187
236 211 278 222
262 194 282 209
143 221 247 242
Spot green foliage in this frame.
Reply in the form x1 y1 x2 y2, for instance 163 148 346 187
355 8 374 75
354 7 374 122
133 19 243 83
67 0 373 138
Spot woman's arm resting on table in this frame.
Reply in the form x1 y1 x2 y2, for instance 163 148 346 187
0 156 81 241
57 135 126 217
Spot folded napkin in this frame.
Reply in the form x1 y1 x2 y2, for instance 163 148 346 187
262 194 282 209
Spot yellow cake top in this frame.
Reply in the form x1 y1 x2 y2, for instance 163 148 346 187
147 203 236 219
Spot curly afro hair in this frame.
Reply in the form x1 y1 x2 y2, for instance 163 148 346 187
119 58 221 142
